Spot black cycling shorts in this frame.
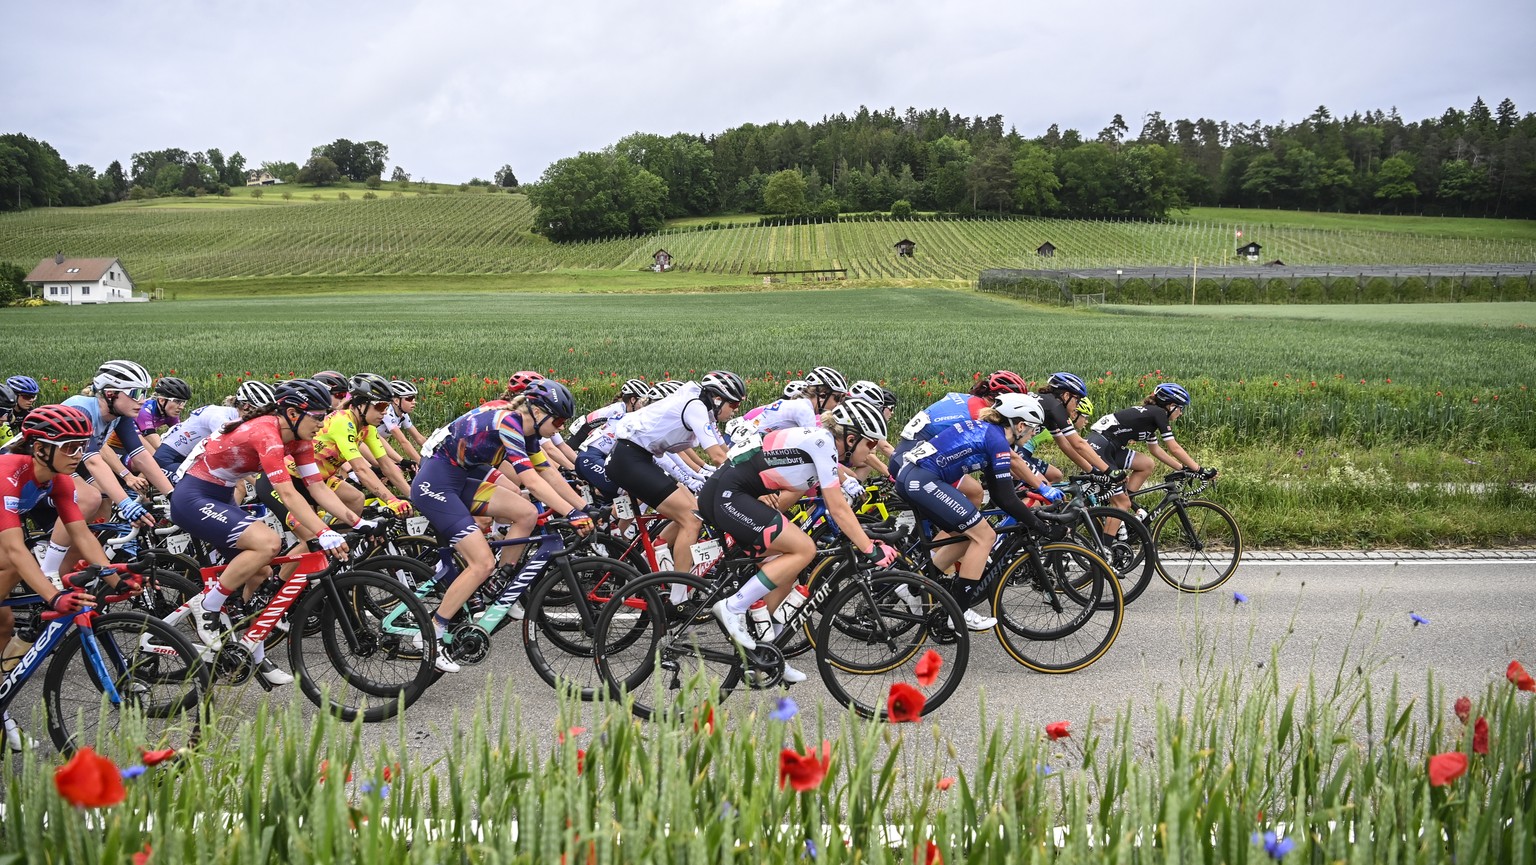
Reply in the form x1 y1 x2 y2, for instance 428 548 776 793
1085 433 1135 471
605 439 680 509
697 467 785 553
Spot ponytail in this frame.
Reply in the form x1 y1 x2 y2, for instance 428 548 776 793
977 407 1004 425
221 405 278 436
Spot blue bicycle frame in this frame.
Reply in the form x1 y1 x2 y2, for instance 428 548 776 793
0 595 131 722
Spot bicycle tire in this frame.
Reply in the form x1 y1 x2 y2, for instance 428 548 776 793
42 611 210 757
1151 500 1243 592
523 555 643 699
814 570 968 720
580 532 655 576
362 534 444 566
288 569 436 722
1066 507 1156 606
992 543 1124 674
593 571 743 721
350 554 434 592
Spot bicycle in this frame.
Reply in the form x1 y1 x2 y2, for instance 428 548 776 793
592 534 969 722
1036 474 1158 606
0 562 209 756
158 540 437 722
1128 469 1242 592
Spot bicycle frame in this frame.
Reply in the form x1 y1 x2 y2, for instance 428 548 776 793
0 589 138 719
161 551 329 660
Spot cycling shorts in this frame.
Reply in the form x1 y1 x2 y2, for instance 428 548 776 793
153 446 187 479
893 463 982 534
575 448 620 499
410 458 497 546
606 439 679 509
1085 433 1135 471
697 467 786 553
170 475 259 554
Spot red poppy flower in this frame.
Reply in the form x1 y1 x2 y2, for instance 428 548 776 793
936 777 954 791
557 726 587 744
914 650 943 688
914 839 943 864
1045 721 1071 740
140 748 178 766
1508 660 1536 692
693 704 715 734
133 843 153 865
54 747 126 808
1428 752 1469 786
1473 717 1489 755
887 683 925 723
1453 696 1471 724
778 740 832 792
576 749 587 776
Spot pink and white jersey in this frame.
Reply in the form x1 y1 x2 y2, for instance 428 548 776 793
188 415 322 488
742 397 819 434
158 405 239 456
751 427 841 493
612 382 724 455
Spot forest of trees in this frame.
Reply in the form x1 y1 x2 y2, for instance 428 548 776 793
529 98 1536 240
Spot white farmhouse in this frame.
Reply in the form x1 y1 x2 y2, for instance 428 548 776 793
23 254 147 305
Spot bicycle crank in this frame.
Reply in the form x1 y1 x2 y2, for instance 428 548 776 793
743 643 785 690
446 622 491 665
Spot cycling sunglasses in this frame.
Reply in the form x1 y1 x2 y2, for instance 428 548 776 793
115 387 150 401
48 439 88 455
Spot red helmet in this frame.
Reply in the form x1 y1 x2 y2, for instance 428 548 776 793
507 371 545 394
973 370 1028 397
22 404 94 442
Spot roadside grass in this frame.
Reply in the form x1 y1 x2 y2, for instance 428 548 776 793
4 626 1532 863
1179 206 1536 241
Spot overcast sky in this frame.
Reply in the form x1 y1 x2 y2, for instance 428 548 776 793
4 0 1532 183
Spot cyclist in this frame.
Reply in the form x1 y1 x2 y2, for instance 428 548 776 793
607 371 744 577
707 399 898 686
39 361 175 580
780 380 807 399
569 378 649 451
0 405 126 750
847 380 898 480
313 371 351 410
500 371 580 472
137 376 191 452
0 384 16 445
174 378 368 686
6 375 40 425
1086 383 1215 512
380 379 425 465
410 378 590 673
302 373 414 518
894 393 1059 630
1025 373 1112 484
570 378 650 500
152 380 277 480
739 365 847 435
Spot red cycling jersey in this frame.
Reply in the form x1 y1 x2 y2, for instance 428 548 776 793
0 453 85 532
187 414 323 488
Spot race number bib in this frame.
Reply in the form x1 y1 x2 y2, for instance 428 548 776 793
725 431 763 463
903 441 938 464
612 494 635 520
1090 414 1116 434
406 515 430 535
690 538 723 574
899 411 932 441
164 533 191 555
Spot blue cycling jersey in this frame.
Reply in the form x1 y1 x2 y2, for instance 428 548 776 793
906 419 1013 485
899 392 987 443
64 394 145 461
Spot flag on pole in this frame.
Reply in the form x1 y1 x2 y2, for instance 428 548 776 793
1236 230 1243 238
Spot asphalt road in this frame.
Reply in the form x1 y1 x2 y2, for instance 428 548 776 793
181 555 1511 766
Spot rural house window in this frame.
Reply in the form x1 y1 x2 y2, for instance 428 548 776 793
82 286 90 295
66 267 80 273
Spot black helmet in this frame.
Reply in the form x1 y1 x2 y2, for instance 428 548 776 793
525 379 575 419
154 376 192 401
0 383 14 414
348 372 394 404
313 371 349 397
274 378 333 413
699 370 746 404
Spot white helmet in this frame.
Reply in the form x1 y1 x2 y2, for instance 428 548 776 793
830 398 888 441
236 380 277 409
92 360 153 393
782 380 807 399
993 393 1045 428
388 379 419 398
803 366 848 394
647 379 686 401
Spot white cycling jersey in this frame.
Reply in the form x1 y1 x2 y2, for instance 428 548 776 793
741 397 820 434
158 405 239 456
612 382 724 455
379 406 415 436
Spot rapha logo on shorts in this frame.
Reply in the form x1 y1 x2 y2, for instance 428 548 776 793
199 503 229 524
417 482 448 502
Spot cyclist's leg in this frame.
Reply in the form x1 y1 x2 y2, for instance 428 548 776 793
42 473 102 576
957 474 984 508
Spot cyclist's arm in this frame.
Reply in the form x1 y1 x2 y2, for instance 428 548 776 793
143 431 163 452
127 449 175 494
862 450 893 480
702 444 728 467
344 456 405 505
1007 451 1049 490
406 425 427 447
389 427 422 462
514 465 576 516
1149 439 1199 472
535 463 587 512
1054 431 1108 472
273 477 358 538
824 487 879 554
676 448 706 470
83 451 136 512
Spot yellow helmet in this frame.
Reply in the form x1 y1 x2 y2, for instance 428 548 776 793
1076 397 1095 419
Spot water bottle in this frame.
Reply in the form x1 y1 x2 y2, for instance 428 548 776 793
772 584 810 625
748 601 773 640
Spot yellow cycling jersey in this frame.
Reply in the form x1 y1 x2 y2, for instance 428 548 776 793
290 409 385 480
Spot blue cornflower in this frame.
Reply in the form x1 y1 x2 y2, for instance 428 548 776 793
361 781 391 798
771 697 799 722
1038 764 1055 776
1410 612 1430 626
1233 592 1249 604
120 765 147 781
1252 830 1295 859
720 800 735 818
804 838 818 858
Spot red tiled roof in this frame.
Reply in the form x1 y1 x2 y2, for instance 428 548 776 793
23 257 122 283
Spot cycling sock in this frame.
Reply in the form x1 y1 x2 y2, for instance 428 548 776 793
251 642 265 664
40 542 68 576
725 571 776 615
432 613 453 638
949 579 976 609
668 581 689 604
203 585 232 613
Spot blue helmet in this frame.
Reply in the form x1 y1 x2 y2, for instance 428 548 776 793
1153 383 1191 407
6 375 40 396
524 379 575 419
1047 372 1088 398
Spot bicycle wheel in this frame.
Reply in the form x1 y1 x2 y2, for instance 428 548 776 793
593 571 742 721
362 534 442 566
1151 501 1243 592
815 570 968 720
288 570 436 722
524 556 643 699
1067 507 1156 606
778 552 844 659
351 554 434 592
118 568 197 618
993 543 1123 674
42 611 209 757
580 532 654 576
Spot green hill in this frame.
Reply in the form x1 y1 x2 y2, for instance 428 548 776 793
3 194 1534 285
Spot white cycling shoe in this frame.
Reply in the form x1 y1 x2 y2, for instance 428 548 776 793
781 663 808 684
893 583 924 617
3 715 35 752
433 638 461 674
711 600 757 650
257 660 294 686
948 608 998 631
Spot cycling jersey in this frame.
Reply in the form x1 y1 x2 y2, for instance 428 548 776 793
728 427 841 494
0 454 83 531
1037 393 1077 439
612 382 724 455
568 401 625 449
305 409 386 479
896 419 1040 532
378 406 416 436
64 394 145 462
1089 405 1176 448
157 405 238 457
896 393 988 443
902 419 1013 485
425 405 544 472
740 398 819 434
135 398 177 434
1019 428 1054 455
187 415 322 488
